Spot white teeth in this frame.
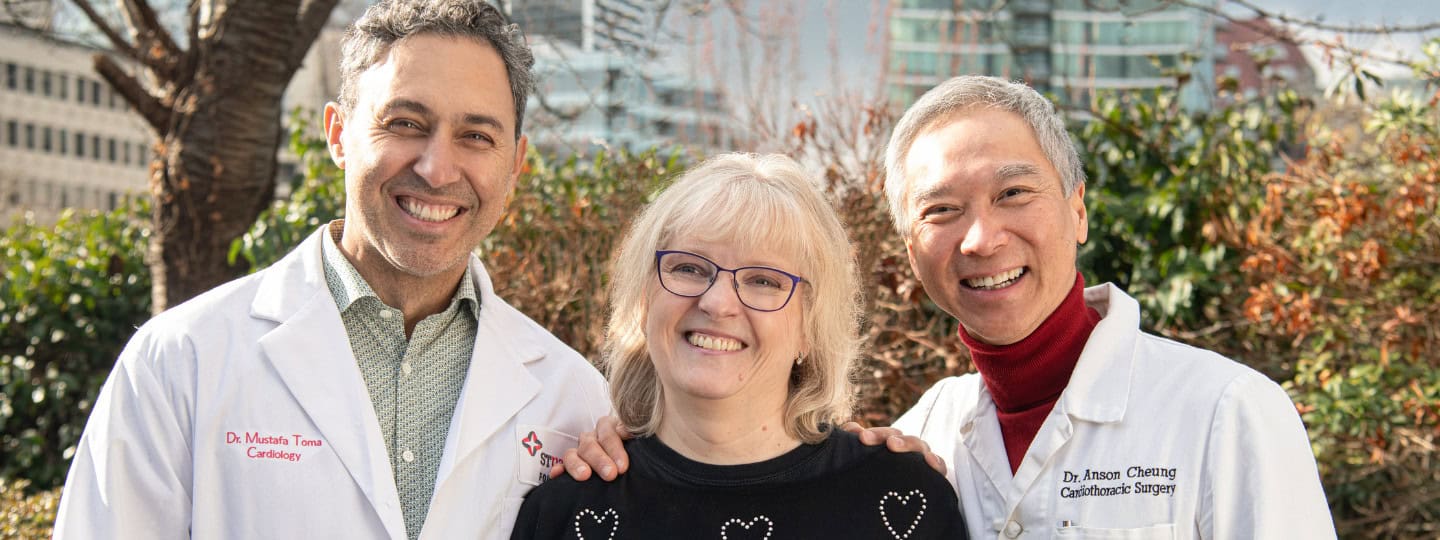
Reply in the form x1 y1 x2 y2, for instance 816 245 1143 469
686 332 744 352
399 197 460 222
964 268 1024 290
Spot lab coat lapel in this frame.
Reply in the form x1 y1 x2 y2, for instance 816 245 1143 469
252 230 407 540
962 386 1019 503
1009 403 1075 507
433 257 542 490
1061 284 1137 424
1004 284 1135 515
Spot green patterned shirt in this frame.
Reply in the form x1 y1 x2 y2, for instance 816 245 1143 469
320 220 477 540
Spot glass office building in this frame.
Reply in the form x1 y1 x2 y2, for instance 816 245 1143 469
887 0 1216 110
509 0 658 59
510 1 733 156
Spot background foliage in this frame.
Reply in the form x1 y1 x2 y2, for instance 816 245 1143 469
0 198 151 491
2 71 1438 537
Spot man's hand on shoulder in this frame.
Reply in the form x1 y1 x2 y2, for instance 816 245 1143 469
549 415 631 481
841 421 947 476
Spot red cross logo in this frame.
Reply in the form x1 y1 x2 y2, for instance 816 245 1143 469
522 431 543 456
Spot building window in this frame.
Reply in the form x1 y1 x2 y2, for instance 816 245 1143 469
107 138 117 162
5 120 15 147
76 76 86 103
59 129 68 155
24 66 34 93
108 191 117 210
75 132 85 157
42 70 52 97
42 126 52 152
60 185 68 207
59 74 68 100
24 123 34 149
91 80 102 106
91 135 101 161
4 63 15 90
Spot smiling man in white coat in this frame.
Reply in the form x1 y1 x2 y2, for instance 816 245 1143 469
53 1 608 539
879 76 1335 538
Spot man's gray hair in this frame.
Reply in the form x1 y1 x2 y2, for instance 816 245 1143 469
882 76 1085 235
338 0 535 137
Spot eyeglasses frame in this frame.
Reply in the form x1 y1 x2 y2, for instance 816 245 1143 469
653 250 806 312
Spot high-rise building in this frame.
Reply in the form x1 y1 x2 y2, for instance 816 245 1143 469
509 0 658 58
887 0 1217 110
524 36 731 156
509 0 732 156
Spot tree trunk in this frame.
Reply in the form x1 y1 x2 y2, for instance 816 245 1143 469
77 0 340 312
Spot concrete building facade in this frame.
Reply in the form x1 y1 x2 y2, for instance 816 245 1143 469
0 23 153 225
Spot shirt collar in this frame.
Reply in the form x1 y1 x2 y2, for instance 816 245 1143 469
320 219 479 318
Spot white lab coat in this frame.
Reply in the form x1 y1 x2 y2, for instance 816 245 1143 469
55 228 611 539
894 284 1335 540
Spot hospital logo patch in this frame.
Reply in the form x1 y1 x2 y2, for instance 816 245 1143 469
522 431 544 456
515 424 578 486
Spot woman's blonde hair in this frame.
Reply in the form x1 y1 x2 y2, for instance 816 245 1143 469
604 153 863 444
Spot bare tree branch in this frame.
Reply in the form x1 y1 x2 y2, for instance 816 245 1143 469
120 0 182 61
67 0 142 61
1226 0 1440 35
286 0 342 69
180 0 199 89
1175 0 1434 75
93 53 172 134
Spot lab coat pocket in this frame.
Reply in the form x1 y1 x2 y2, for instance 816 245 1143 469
1055 524 1175 539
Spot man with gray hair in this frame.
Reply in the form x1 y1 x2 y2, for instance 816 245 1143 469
879 75 1334 538
54 1 608 538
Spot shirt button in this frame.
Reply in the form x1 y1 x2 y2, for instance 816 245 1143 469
401 362 413 376
401 449 415 463
378 309 393 319
1003 520 1023 538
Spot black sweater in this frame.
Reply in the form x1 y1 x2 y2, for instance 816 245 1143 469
510 430 968 539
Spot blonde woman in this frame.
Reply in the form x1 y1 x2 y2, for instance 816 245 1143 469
510 154 966 539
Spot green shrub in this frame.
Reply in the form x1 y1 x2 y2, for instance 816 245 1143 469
481 150 682 358
1075 86 1305 336
1223 92 1440 537
0 200 152 490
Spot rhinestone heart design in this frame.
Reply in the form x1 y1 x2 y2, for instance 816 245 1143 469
572 507 620 540
719 515 774 540
879 489 928 539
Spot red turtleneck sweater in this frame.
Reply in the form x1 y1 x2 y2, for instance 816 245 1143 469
960 273 1100 474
